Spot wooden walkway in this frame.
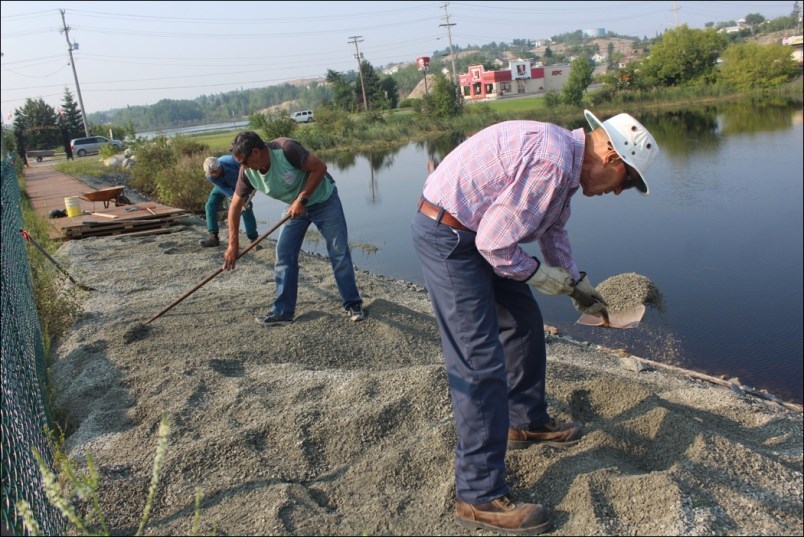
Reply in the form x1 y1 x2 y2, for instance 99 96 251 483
22 165 187 240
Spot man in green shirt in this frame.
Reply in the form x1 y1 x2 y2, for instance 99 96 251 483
224 130 366 325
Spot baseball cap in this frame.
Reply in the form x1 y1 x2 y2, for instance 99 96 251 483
203 156 221 176
584 110 659 195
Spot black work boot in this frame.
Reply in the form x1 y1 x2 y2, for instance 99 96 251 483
200 233 220 247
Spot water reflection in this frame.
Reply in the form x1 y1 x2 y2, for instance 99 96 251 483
717 100 798 135
642 108 721 155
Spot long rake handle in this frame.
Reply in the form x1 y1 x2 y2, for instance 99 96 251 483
20 229 94 290
144 214 291 324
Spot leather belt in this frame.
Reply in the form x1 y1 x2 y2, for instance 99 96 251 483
417 198 470 232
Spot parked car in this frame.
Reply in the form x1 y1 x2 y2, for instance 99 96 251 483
70 136 125 157
289 110 314 123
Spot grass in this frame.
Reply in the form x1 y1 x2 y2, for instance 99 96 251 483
55 158 114 178
18 176 83 360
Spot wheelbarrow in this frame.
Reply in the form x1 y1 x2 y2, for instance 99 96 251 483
80 186 132 209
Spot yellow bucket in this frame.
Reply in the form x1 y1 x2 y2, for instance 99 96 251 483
64 196 82 217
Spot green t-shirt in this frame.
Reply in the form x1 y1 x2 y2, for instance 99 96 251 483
237 138 334 205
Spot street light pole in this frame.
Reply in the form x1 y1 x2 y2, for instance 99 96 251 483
59 9 90 137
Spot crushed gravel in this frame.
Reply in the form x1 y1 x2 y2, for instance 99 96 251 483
46 177 802 536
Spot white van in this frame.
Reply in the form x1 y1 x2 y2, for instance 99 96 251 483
290 110 314 123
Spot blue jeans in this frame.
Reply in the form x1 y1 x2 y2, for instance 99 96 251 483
205 188 257 240
272 187 361 317
411 210 548 504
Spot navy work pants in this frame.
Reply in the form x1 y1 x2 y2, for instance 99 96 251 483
411 210 549 504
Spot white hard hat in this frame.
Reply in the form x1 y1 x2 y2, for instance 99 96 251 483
584 110 659 195
203 156 221 176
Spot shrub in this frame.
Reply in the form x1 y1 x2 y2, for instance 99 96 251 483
248 111 296 140
170 135 209 157
543 90 561 108
311 106 355 138
153 154 210 212
98 144 120 159
588 86 616 106
129 136 175 196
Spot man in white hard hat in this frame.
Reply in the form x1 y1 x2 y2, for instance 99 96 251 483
201 155 260 249
410 110 659 535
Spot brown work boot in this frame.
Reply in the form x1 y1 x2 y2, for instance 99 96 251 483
454 494 551 535
200 233 220 247
508 418 582 449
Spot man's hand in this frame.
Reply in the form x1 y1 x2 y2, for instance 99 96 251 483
527 263 574 296
288 198 307 218
571 272 608 315
223 243 239 271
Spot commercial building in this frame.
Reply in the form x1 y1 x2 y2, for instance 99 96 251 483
458 61 572 101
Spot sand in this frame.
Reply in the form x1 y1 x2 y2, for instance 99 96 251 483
46 177 802 536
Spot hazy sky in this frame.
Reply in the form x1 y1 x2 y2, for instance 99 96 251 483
1 1 795 118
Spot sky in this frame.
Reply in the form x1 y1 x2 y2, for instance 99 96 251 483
1 1 796 119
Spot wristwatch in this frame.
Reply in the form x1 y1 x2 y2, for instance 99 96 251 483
298 195 309 205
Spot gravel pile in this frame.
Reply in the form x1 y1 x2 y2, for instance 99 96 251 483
596 272 665 313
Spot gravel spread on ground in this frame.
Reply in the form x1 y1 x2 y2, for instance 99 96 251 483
46 174 802 536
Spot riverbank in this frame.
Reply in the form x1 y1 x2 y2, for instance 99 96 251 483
43 184 802 535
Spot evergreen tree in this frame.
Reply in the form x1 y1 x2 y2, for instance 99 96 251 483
12 113 29 164
379 76 399 109
14 98 59 150
357 60 384 111
59 87 84 138
326 69 356 112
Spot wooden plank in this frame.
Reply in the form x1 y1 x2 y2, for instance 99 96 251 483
64 221 178 239
113 227 185 238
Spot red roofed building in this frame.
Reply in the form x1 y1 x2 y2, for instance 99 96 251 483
458 61 571 101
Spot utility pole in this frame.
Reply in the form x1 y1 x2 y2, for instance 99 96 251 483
348 36 368 111
59 9 90 137
672 1 679 28
439 2 458 89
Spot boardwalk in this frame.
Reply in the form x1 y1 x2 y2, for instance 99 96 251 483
20 161 186 239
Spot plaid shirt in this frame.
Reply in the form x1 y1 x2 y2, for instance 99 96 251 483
422 121 585 281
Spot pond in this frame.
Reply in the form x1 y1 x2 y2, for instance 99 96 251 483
249 102 804 404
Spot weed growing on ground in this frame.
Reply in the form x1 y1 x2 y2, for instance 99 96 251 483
17 415 209 536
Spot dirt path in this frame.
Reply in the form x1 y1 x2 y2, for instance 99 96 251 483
49 214 802 536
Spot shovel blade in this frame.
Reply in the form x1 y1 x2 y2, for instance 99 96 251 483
577 304 646 329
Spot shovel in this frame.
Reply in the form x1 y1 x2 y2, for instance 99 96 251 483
570 286 646 330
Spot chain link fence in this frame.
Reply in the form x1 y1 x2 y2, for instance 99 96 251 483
1 158 66 535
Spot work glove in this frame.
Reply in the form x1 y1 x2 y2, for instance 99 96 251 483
527 259 574 296
570 272 608 316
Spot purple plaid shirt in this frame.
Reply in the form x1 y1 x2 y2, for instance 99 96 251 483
422 121 586 281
